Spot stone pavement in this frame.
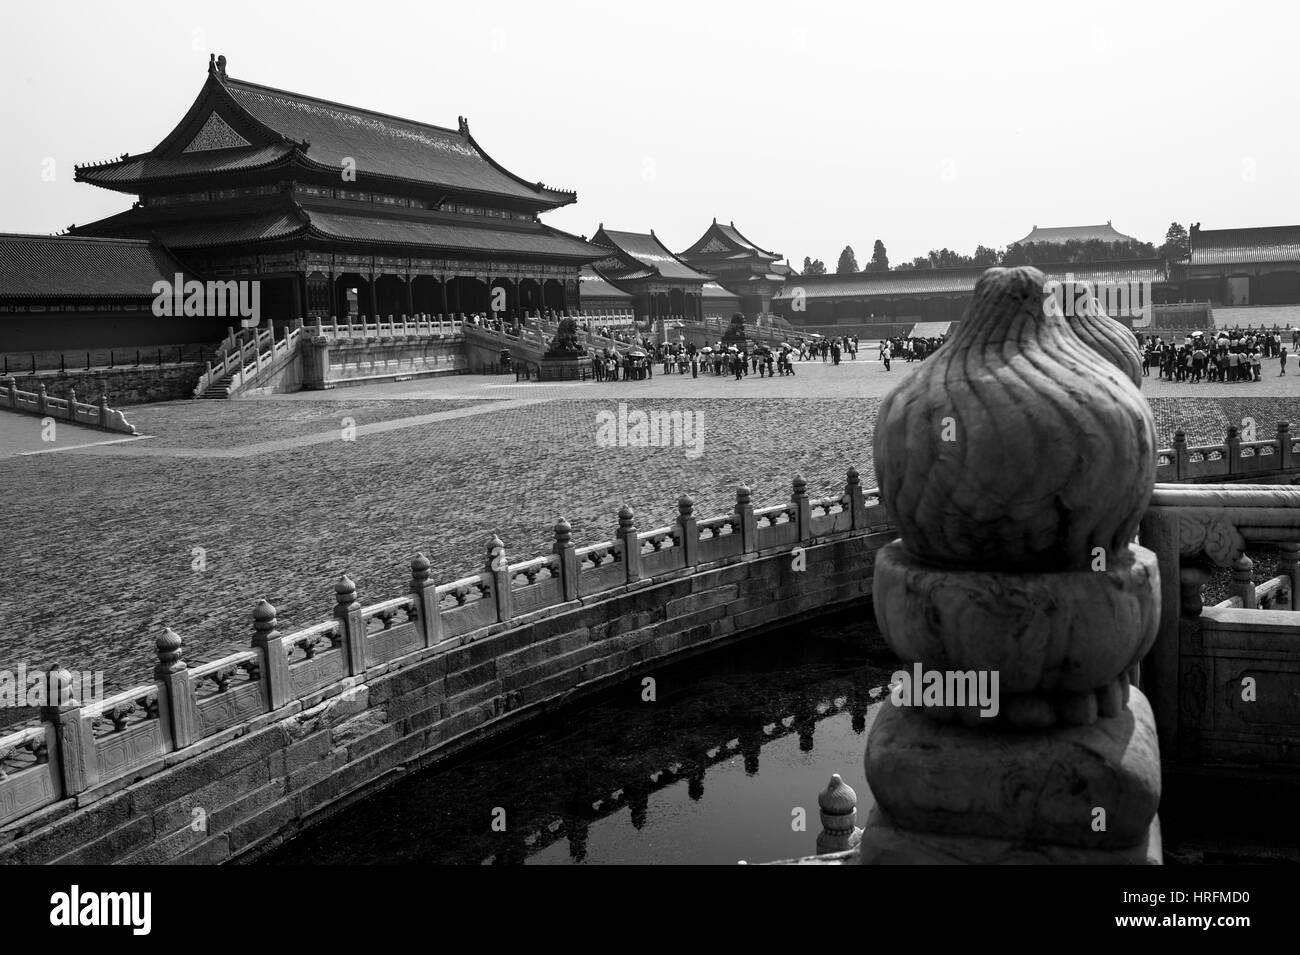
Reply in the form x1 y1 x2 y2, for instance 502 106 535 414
0 412 150 459
4 357 1300 710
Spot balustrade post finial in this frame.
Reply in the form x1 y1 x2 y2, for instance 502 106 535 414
790 474 812 542
249 598 290 712
153 627 199 750
39 663 96 796
154 627 185 676
1278 421 1293 471
617 505 642 584
410 552 441 648
487 535 512 623
1226 425 1242 477
676 495 698 566
333 576 366 677
1232 554 1256 609
861 265 1161 865
816 773 863 855
845 466 869 529
734 486 757 554
553 518 578 601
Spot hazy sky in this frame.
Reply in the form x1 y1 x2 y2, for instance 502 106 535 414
1 0 1295 266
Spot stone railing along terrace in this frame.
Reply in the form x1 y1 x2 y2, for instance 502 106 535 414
0 377 139 434
0 469 893 862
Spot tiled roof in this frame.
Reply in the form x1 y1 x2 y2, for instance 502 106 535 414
1189 225 1300 265
150 209 309 249
701 282 740 299
77 68 577 208
1013 222 1136 245
76 144 294 187
595 228 714 281
0 234 184 299
225 78 572 205
579 266 633 300
715 222 779 259
302 204 603 259
774 261 1166 301
775 268 985 299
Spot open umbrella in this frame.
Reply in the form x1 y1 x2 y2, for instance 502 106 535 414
627 348 647 358
700 346 713 354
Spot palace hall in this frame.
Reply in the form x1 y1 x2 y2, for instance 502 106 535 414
66 55 606 331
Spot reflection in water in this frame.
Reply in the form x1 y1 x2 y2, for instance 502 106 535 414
262 607 896 865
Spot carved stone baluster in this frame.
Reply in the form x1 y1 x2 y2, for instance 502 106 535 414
1232 554 1256 609
791 474 811 542
617 505 641 584
553 518 578 602
154 627 198 750
487 535 512 624
1278 542 1300 611
411 552 441 648
251 598 291 710
675 495 697 566
734 486 756 554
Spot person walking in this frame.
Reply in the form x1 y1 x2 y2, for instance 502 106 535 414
1281 346 1289 376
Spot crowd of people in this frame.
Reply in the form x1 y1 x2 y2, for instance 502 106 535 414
1136 325 1297 382
875 335 949 371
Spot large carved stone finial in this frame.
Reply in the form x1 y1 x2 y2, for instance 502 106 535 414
873 266 1156 572
861 265 1162 865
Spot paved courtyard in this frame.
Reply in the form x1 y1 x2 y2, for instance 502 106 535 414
5 356 1300 705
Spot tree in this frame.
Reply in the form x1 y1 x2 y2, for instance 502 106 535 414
836 246 859 274
868 239 889 272
972 245 1001 267
1159 222 1190 261
802 256 827 275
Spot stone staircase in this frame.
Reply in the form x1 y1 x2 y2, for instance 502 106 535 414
908 321 952 338
199 375 234 399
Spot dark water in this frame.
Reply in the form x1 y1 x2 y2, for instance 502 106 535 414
262 606 896 865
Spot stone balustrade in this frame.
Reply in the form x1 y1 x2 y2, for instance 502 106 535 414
0 377 138 434
1157 422 1300 483
0 470 894 862
1139 484 1300 766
